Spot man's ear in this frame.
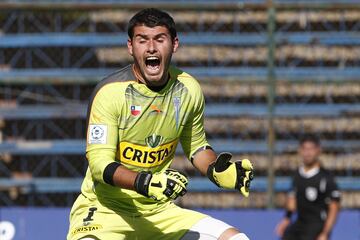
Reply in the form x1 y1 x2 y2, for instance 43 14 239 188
127 38 133 56
172 37 179 53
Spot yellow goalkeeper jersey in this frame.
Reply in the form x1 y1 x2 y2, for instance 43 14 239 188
81 64 210 214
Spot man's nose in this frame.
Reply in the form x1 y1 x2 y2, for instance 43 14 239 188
147 40 157 53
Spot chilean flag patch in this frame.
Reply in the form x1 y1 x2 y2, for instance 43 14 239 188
130 105 141 116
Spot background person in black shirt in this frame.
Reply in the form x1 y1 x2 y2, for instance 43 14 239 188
275 134 341 240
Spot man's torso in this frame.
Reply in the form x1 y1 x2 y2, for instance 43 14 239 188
81 65 208 214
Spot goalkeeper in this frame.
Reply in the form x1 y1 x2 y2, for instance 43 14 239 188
67 8 253 240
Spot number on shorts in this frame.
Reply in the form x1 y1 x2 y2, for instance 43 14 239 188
83 207 97 223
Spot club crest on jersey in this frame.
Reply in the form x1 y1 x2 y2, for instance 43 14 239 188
145 134 163 148
130 105 141 116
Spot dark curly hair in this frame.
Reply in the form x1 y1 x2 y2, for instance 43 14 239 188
128 8 177 40
299 134 321 146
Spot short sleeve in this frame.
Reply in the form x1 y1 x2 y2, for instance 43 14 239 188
325 174 341 202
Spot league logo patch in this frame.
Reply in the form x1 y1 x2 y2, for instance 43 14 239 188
130 105 141 116
88 124 107 144
305 187 318 201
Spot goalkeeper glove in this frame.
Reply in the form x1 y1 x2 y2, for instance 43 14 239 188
207 152 254 197
134 168 188 202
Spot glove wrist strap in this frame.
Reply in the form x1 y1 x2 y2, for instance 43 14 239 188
134 171 152 197
206 163 220 187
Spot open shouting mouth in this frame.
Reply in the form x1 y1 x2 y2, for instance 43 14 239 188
145 56 161 73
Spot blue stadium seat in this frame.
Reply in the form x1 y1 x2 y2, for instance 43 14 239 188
1 103 359 119
1 32 360 48
0 139 359 155
0 176 358 193
1 67 360 82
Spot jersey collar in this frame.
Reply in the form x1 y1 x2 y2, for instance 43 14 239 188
299 166 320 178
131 65 176 97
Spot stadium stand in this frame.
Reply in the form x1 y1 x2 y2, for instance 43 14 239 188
0 0 360 208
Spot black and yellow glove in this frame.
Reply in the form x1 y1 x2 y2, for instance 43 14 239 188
207 152 254 197
134 169 188 202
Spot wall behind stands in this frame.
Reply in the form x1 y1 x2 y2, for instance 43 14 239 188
0 208 358 240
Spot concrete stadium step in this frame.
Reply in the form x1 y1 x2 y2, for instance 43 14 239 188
94 45 360 63
201 82 360 98
205 117 360 134
89 9 360 25
2 6 360 32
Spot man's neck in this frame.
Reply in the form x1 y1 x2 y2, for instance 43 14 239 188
299 163 320 178
132 64 169 89
303 162 320 172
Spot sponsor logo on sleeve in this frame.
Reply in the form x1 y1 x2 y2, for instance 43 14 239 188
88 124 107 144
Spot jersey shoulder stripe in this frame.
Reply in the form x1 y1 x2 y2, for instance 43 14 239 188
86 65 135 128
169 66 203 100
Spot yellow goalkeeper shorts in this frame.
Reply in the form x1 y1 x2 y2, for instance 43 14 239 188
67 194 206 240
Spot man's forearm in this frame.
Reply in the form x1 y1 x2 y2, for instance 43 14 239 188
112 165 138 190
321 201 340 235
286 195 296 212
192 149 217 175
